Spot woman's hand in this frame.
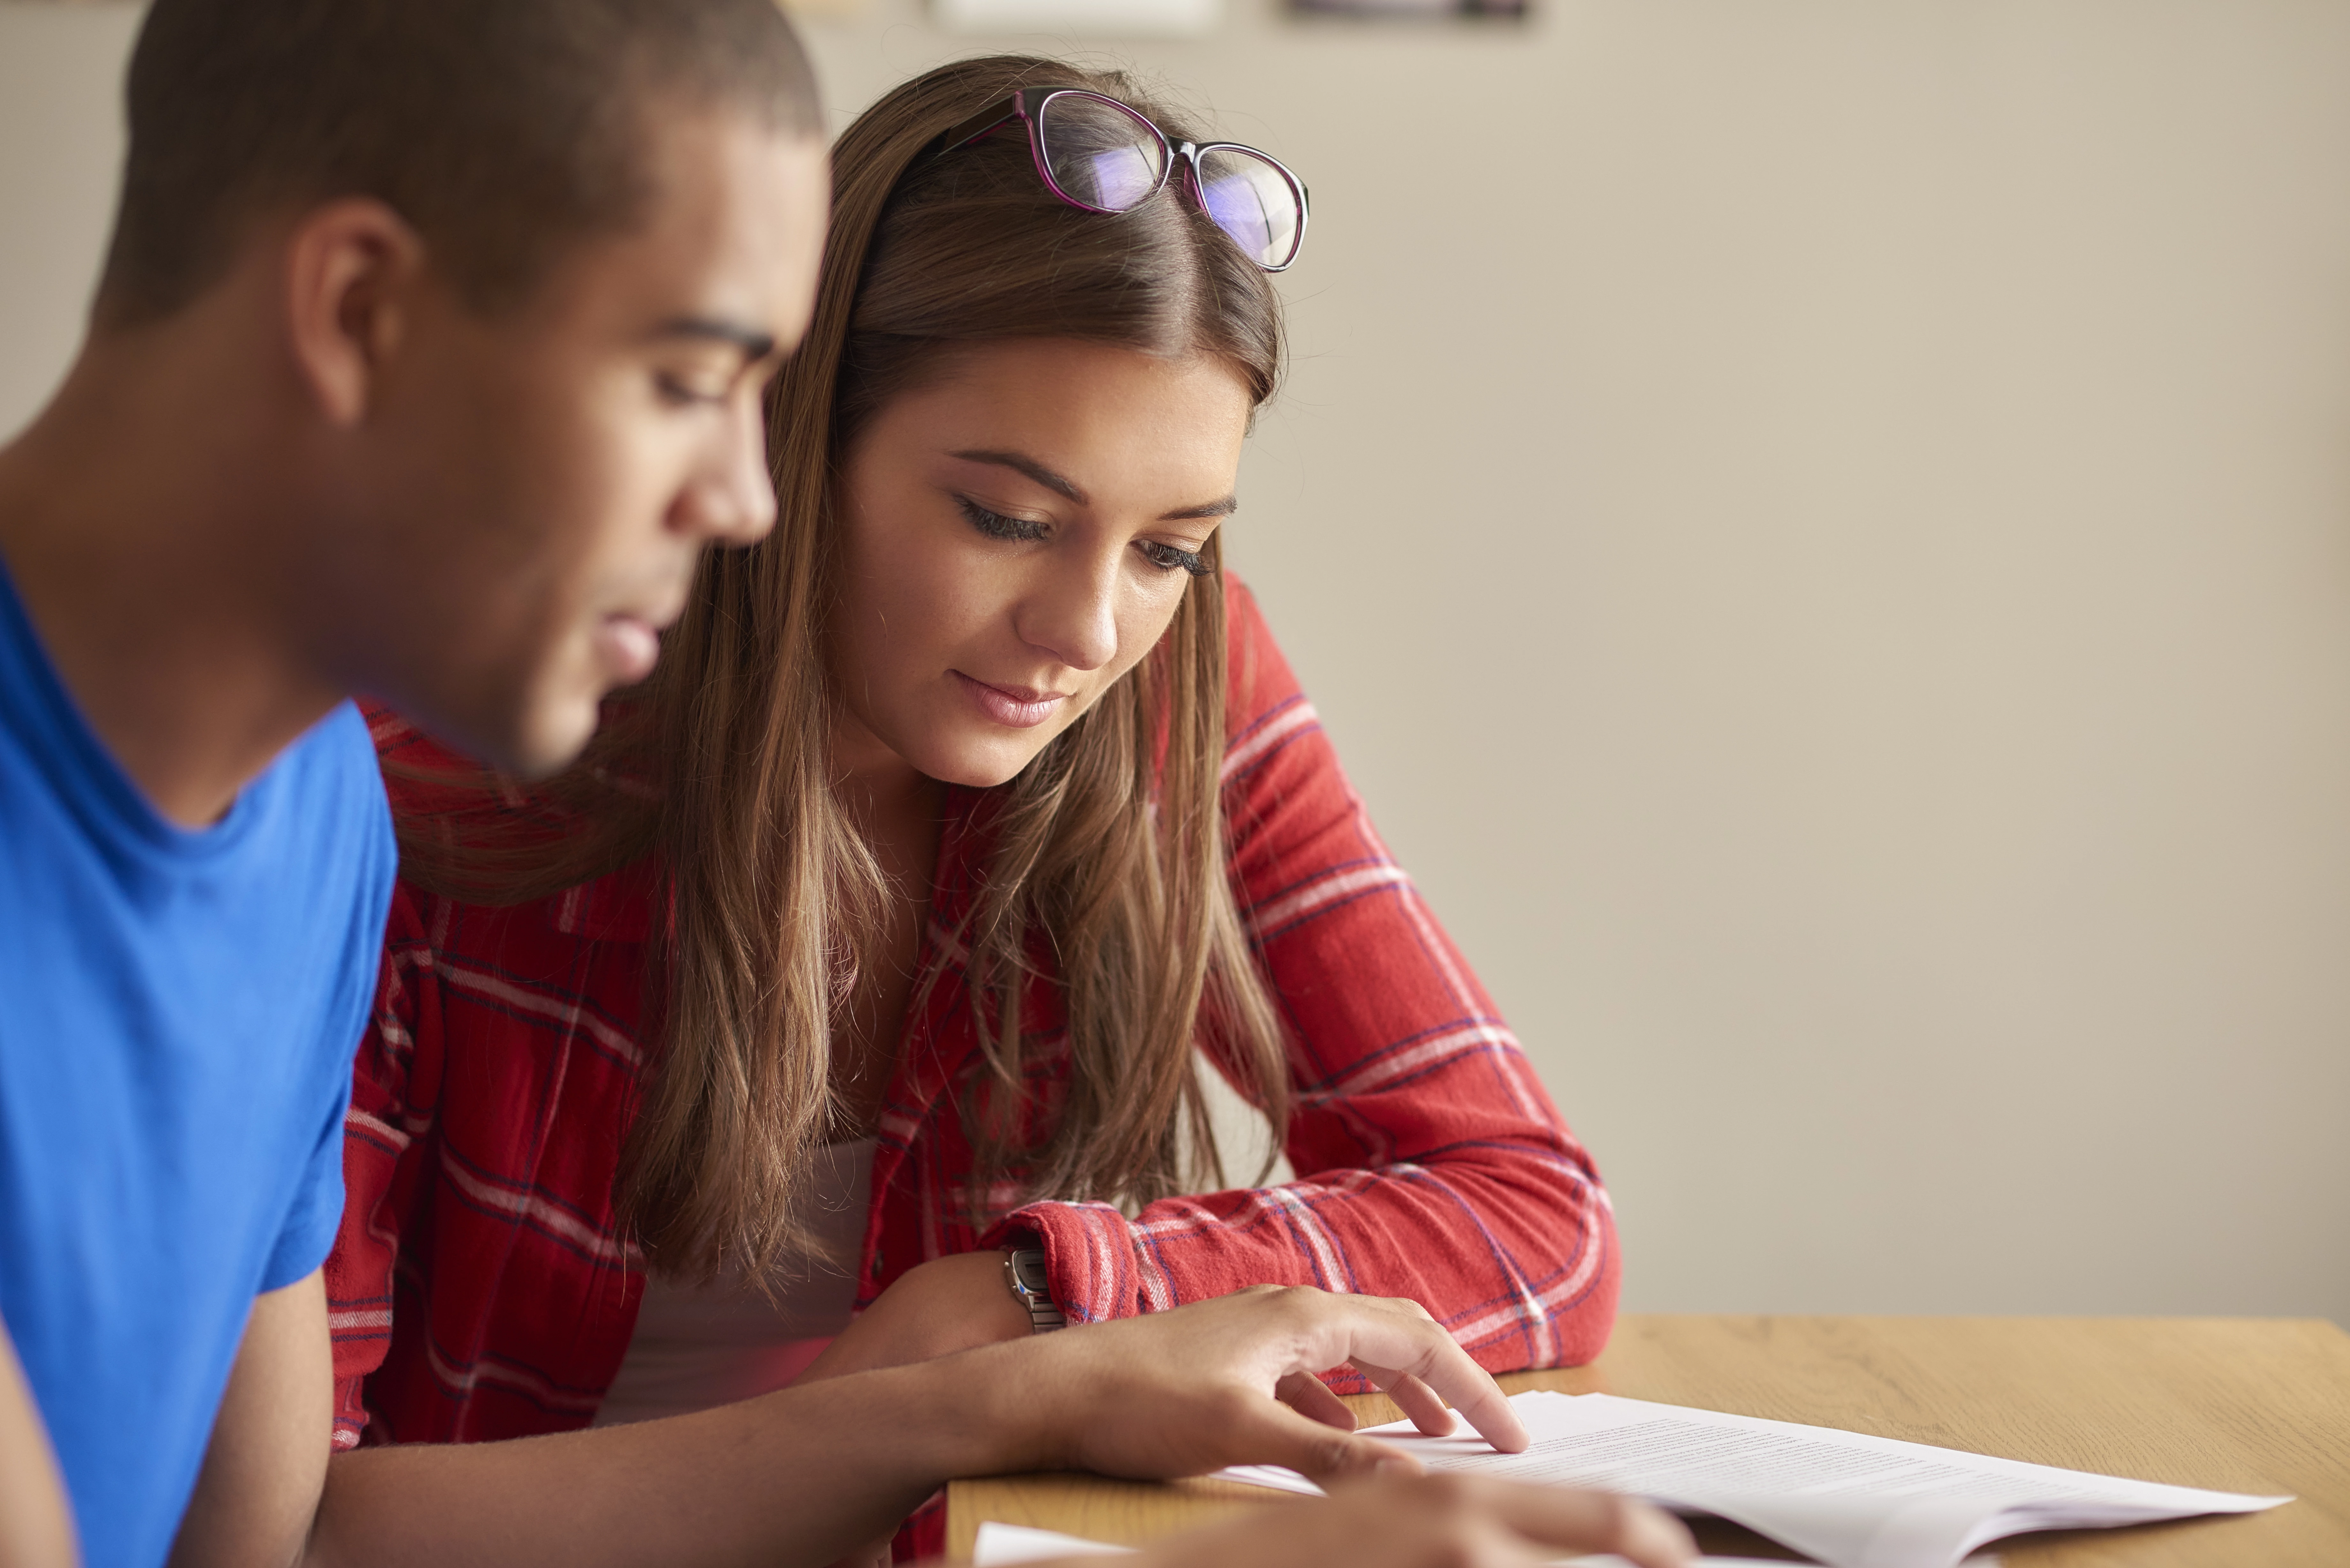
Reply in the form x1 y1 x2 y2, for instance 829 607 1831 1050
816 1276 1575 1568
798 1251 1032 1384
811 1264 1532 1478
965 1283 1534 1487
1112 1473 1696 1568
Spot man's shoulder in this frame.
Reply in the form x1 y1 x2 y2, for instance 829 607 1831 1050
237 701 398 965
268 700 395 848
280 697 391 792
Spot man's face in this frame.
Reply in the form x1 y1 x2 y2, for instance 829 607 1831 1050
341 109 827 776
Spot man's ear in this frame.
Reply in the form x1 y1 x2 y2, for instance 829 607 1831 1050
283 199 429 429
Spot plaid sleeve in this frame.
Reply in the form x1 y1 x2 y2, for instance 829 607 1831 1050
323 881 443 1449
990 579 1618 1378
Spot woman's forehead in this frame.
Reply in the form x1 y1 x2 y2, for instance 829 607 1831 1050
880 341 1252 490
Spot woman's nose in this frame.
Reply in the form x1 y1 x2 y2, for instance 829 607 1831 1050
1016 545 1121 673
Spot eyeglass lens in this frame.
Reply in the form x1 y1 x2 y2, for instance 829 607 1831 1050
1031 91 1304 270
1194 147 1302 270
1035 92 1167 211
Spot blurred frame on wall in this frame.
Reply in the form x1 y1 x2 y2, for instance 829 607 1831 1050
928 0 1523 37
1288 0 1525 19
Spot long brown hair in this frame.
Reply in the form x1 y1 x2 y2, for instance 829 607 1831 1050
397 55 1292 1282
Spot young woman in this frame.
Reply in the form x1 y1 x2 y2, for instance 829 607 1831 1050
328 53 1619 1522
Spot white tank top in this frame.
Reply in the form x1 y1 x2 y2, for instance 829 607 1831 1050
592 1136 877 1427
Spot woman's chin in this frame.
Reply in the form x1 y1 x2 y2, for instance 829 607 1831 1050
918 733 1056 791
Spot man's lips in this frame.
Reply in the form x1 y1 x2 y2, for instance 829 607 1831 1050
590 581 693 686
595 613 663 684
952 671 1071 729
595 589 687 682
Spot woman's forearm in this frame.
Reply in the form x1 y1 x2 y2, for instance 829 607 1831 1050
310 1355 1039 1568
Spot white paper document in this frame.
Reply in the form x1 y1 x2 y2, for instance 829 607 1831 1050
970 1519 1800 1568
1211 1391 2289 1568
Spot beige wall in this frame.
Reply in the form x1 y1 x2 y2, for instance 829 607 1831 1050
4 2 2345 1321
0 6 138 432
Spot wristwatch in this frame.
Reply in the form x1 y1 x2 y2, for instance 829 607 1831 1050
1003 1247 1066 1333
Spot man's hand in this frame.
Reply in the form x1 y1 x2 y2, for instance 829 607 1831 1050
798 1252 1030 1385
968 1285 1534 1489
1117 1474 1696 1568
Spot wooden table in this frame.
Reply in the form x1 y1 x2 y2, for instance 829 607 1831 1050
945 1316 2350 1565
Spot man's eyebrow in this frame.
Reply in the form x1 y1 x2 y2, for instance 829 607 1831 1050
951 449 1087 504
653 315 778 362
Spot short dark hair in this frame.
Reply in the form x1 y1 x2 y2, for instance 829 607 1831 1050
95 0 822 327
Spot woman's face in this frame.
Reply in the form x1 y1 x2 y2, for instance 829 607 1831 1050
830 338 1254 788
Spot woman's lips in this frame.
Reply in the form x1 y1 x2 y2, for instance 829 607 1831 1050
952 671 1070 729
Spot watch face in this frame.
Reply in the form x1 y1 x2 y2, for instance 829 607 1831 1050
1010 1250 1051 1293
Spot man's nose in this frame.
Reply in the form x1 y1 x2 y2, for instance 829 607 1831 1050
678 391 777 547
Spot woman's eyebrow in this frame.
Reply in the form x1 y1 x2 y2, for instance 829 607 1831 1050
952 449 1085 503
952 449 1236 521
1160 495 1238 521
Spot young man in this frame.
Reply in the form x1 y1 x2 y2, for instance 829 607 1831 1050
0 4 1692 1567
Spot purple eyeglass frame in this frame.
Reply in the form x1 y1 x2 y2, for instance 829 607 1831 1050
928 86 1311 273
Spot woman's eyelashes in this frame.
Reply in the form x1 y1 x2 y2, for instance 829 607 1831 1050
954 494 1213 577
955 495 1051 542
1138 539 1213 577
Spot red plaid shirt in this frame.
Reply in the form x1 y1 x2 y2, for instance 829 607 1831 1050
327 579 1618 1452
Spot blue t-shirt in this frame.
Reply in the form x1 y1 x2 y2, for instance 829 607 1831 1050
0 562 394 1568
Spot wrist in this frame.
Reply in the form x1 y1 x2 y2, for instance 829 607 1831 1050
921 1334 1075 1476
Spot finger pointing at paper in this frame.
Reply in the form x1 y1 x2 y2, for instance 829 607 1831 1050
998 1285 1534 1487
1219 1283 1533 1455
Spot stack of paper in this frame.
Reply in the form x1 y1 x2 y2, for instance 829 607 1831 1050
1211 1391 2289 1568
970 1520 1803 1568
